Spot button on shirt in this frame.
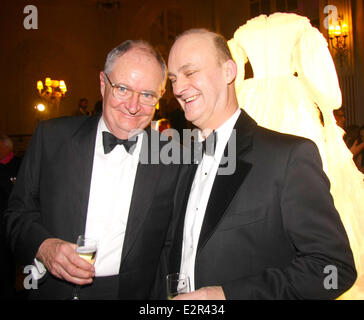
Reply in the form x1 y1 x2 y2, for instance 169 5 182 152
84 117 143 277
180 108 241 291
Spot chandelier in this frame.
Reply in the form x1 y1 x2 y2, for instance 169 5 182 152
36 77 67 115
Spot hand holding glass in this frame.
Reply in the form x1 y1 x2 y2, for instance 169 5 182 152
166 273 190 300
72 235 97 300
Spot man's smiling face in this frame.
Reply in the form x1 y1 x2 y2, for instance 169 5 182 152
167 33 229 131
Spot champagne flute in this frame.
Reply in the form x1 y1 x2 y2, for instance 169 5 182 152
72 235 97 300
166 273 190 300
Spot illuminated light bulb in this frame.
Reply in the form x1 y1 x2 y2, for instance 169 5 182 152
36 103 45 112
45 77 52 87
335 25 341 36
329 25 335 37
60 80 66 89
342 23 348 36
37 80 43 92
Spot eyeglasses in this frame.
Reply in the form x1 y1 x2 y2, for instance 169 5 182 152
104 73 160 107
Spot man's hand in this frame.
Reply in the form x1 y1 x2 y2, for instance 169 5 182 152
173 286 226 300
36 238 95 285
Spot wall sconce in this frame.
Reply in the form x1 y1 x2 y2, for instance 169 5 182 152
328 15 349 65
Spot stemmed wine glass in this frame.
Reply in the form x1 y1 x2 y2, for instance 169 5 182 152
72 235 97 300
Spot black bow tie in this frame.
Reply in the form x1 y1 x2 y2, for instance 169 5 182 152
195 131 217 157
102 131 138 154
202 131 217 156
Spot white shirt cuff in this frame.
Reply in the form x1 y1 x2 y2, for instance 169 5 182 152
32 258 47 281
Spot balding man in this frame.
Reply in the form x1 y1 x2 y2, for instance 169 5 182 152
165 29 356 300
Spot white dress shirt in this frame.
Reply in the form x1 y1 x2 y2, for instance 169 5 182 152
180 108 241 291
84 117 142 276
32 117 142 279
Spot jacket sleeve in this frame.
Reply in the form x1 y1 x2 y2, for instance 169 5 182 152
3 122 53 266
222 140 357 299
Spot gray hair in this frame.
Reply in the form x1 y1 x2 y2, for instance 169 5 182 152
104 40 167 88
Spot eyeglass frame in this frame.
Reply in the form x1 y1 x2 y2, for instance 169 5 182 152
104 73 161 107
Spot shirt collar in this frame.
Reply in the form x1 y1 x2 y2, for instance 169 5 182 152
199 108 241 161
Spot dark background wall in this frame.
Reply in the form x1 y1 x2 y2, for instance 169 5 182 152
0 0 362 154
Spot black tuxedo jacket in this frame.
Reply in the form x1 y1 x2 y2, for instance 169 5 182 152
4 115 182 299
168 110 356 299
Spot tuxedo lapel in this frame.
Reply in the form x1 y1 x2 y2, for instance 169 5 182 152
70 116 100 237
120 128 162 262
197 111 256 251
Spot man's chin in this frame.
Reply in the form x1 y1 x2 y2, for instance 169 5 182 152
184 110 197 123
186 114 202 128
125 121 151 134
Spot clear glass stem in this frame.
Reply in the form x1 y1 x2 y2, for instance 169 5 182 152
72 285 81 300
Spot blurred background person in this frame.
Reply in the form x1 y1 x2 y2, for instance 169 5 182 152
0 134 22 299
92 100 103 116
333 107 346 130
344 125 364 173
74 98 90 116
0 135 22 211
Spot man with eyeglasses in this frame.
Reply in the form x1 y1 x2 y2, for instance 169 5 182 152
4 40 182 299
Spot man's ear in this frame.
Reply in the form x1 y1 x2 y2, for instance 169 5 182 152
223 59 237 85
100 71 106 98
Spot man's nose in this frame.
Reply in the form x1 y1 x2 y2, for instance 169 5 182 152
126 92 141 114
173 77 188 98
